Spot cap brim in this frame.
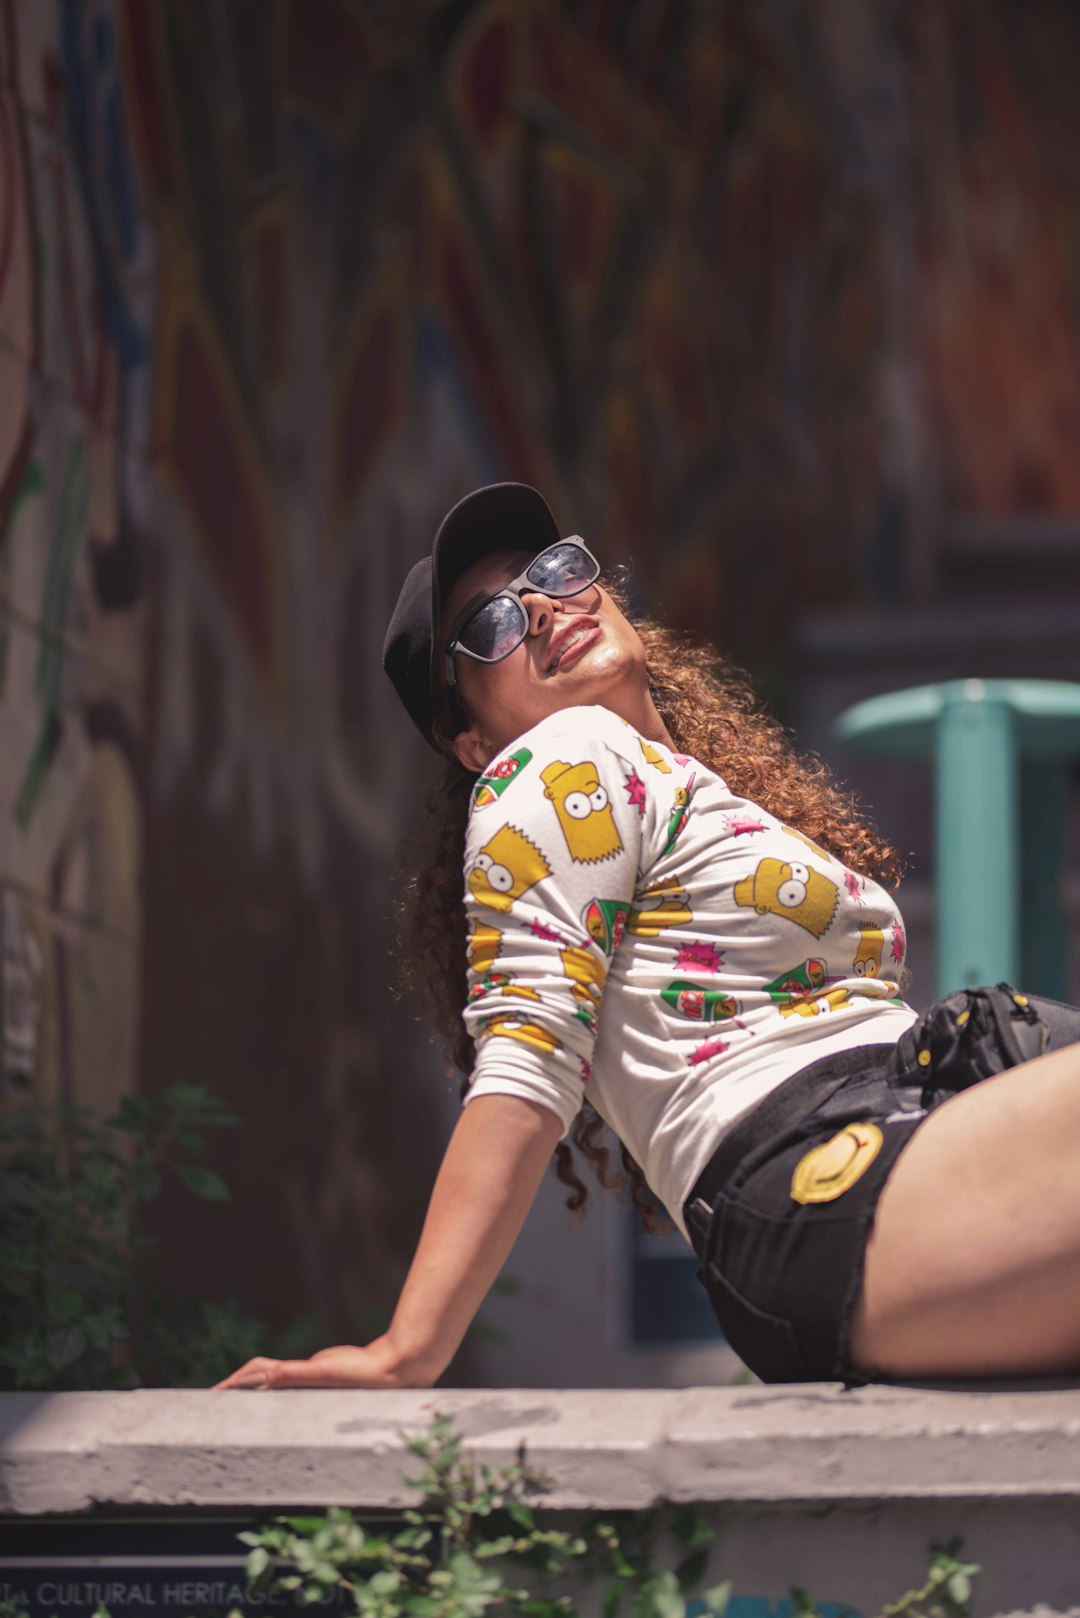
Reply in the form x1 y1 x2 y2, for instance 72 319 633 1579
429 482 562 689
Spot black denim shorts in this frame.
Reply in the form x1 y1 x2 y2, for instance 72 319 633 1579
686 990 1080 1384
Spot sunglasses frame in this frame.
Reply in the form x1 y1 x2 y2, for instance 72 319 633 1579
443 537 601 690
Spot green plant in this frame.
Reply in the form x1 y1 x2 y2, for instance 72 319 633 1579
239 1416 981 1618
789 1538 979 1618
0 1084 263 1389
241 1412 732 1618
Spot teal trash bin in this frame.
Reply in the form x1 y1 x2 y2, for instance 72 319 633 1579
834 679 1080 999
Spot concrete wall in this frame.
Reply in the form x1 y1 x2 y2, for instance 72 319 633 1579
5 1386 1080 1616
2 0 1079 1384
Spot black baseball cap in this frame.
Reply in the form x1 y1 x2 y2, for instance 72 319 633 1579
382 482 562 748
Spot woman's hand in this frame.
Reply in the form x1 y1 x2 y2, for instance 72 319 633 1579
214 1336 420 1390
215 1094 563 1393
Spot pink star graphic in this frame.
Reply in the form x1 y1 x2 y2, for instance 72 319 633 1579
844 872 865 904
531 919 567 944
624 770 647 815
891 923 906 964
689 1035 729 1067
724 811 768 837
676 940 723 972
673 753 692 768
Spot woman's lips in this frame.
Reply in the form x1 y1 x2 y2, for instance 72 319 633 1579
548 621 601 671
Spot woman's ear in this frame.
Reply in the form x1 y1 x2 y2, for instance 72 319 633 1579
452 725 492 774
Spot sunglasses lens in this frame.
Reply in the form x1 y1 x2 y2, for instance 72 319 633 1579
525 542 598 596
458 592 529 660
452 542 598 664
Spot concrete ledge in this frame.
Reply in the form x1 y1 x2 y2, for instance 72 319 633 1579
4 1382 1080 1515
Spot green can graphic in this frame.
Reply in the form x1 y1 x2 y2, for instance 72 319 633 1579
472 747 533 809
581 897 629 956
763 957 828 1003
661 980 737 1022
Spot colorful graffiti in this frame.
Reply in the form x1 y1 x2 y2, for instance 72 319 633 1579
2 0 1079 1371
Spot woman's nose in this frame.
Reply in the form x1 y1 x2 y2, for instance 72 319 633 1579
524 592 561 635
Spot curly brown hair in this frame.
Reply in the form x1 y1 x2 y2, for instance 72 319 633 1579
399 595 902 1232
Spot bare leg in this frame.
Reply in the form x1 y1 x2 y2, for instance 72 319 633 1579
850 1041 1080 1377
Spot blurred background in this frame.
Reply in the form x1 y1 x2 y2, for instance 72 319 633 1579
2 0 1079 1388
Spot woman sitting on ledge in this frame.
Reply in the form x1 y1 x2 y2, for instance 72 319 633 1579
218 483 1080 1390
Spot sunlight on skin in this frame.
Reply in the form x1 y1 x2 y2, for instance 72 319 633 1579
442 549 674 772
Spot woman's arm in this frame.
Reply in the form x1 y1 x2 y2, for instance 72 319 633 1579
215 1093 563 1389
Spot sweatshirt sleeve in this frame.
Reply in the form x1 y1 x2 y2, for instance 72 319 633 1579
460 713 644 1134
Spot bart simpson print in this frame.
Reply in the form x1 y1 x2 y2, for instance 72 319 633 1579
542 759 623 864
852 926 884 977
468 825 551 913
467 919 502 975
782 826 833 863
479 1015 561 1055
627 878 693 937
780 987 852 1019
639 738 672 773
561 944 605 1025
734 858 838 938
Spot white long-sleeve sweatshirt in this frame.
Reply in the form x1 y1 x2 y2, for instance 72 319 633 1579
461 705 918 1236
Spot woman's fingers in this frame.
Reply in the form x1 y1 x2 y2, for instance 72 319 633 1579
214 1342 407 1390
213 1356 279 1390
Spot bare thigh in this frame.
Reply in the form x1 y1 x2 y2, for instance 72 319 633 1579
849 1041 1080 1377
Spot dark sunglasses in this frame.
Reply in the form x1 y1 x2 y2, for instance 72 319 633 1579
443 539 601 689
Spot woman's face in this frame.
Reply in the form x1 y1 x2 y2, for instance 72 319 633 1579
440 547 655 770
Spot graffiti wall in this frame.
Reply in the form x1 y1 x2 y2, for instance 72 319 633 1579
2 0 1078 1371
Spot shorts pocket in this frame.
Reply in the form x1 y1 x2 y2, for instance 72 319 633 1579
701 1259 813 1383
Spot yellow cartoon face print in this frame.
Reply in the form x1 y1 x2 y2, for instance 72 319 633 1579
734 858 838 938
542 759 623 864
627 878 693 937
467 825 551 913
852 926 884 977
639 738 671 773
467 920 502 975
561 945 605 1008
782 826 832 863
779 987 852 1019
479 1015 561 1055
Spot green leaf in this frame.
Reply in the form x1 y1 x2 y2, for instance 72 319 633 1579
603 1583 625 1618
701 1583 731 1617
503 1497 536 1532
633 1572 683 1618
675 1549 708 1592
128 1164 162 1200
45 1289 83 1320
672 1509 713 1550
946 1570 972 1608
369 1571 402 1595
246 1546 271 1579
45 1324 86 1372
178 1165 231 1202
